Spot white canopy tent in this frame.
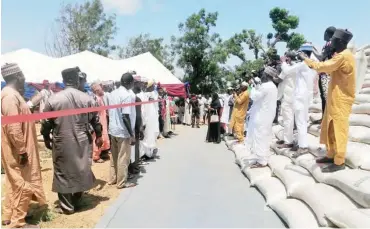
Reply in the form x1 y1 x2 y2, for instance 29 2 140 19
1 49 182 84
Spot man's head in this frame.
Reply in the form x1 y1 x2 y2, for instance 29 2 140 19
262 66 278 83
91 81 104 96
61 67 80 89
78 72 87 92
331 29 353 53
158 87 164 96
240 82 249 91
324 26 336 42
227 87 233 95
43 80 50 89
1 63 25 95
284 51 297 63
146 79 155 92
299 43 314 58
121 72 134 90
133 81 142 94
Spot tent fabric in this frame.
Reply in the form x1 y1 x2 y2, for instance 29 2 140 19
160 84 186 97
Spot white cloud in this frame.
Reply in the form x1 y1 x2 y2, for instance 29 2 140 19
102 0 143 15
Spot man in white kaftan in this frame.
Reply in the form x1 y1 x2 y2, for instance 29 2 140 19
246 68 278 168
219 89 233 134
141 80 159 158
276 52 298 149
291 47 317 157
198 95 205 124
183 97 192 125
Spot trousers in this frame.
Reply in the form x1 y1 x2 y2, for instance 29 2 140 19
110 136 131 188
282 100 295 144
294 105 309 148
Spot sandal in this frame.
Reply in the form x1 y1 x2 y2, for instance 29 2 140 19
250 163 267 169
2 220 10 226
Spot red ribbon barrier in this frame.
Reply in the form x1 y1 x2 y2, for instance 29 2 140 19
1 100 161 125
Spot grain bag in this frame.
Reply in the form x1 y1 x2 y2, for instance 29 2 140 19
273 164 316 196
324 169 370 208
234 144 250 168
298 158 335 183
360 87 370 94
309 103 322 113
268 155 292 172
291 183 358 227
309 113 322 123
348 126 370 144
269 199 319 228
326 209 370 228
254 177 287 205
352 103 370 114
242 166 272 186
272 124 284 140
362 159 370 171
308 124 320 137
355 94 370 104
349 114 370 128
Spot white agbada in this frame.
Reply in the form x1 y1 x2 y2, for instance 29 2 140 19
137 91 147 158
198 96 205 118
183 98 192 125
220 93 232 124
129 89 137 163
293 60 317 148
246 81 277 165
141 91 159 157
278 61 298 144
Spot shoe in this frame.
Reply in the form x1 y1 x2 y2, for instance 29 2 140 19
291 144 299 152
278 143 294 149
276 140 284 145
321 163 345 173
291 148 309 159
316 156 334 164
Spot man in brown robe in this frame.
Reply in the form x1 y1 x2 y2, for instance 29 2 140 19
40 67 103 214
1 63 47 228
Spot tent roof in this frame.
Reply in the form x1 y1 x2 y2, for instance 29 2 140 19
0 49 57 82
1 49 182 84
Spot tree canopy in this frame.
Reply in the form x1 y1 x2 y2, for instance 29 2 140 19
118 34 175 73
267 7 306 50
45 0 117 57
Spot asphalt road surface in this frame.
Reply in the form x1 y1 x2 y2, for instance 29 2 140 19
96 125 285 228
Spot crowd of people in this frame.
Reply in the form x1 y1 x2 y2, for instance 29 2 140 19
1 66 178 228
1 26 356 228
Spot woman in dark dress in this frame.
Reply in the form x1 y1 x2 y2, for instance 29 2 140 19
206 93 222 143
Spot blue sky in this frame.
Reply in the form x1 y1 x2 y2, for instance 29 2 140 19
1 0 370 67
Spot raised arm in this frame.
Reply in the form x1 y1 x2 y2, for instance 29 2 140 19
235 91 249 105
304 53 344 74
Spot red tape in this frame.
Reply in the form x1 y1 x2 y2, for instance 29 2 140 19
1 100 161 125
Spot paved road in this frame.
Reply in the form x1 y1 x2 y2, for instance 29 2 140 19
96 126 285 228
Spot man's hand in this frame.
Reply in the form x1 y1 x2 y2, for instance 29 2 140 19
19 153 28 166
130 136 136 146
44 138 53 150
95 137 103 148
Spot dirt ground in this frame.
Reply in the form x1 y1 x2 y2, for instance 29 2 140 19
1 123 172 228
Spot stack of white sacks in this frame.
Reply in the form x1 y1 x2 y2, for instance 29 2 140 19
224 45 370 228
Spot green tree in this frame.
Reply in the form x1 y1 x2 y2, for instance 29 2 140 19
45 0 117 57
118 34 175 73
266 7 305 50
171 9 229 94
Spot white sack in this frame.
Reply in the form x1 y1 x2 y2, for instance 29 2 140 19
355 94 370 104
308 124 320 137
360 87 370 94
268 155 292 172
254 177 287 206
362 159 370 171
326 209 370 228
352 103 370 114
349 114 370 128
298 158 332 183
309 113 322 123
309 103 322 113
348 126 370 144
269 199 319 228
273 164 316 196
233 144 250 168
225 139 238 149
291 183 358 227
272 124 284 140
242 166 272 186
324 169 370 208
